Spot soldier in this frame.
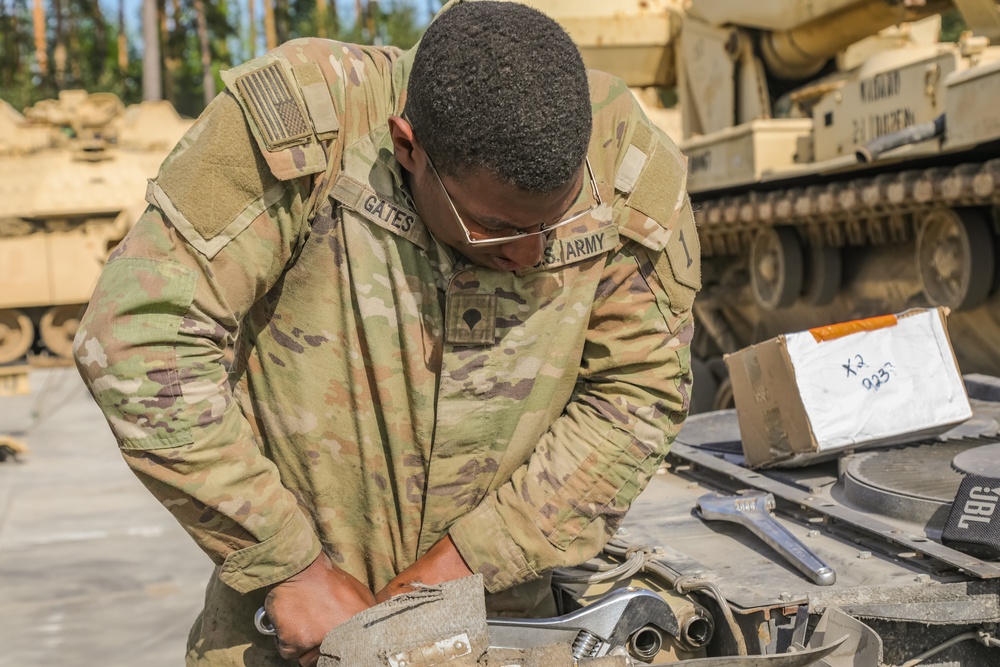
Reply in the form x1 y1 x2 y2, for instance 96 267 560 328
73 1 700 665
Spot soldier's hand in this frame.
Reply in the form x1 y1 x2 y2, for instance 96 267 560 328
265 552 376 666
375 535 474 603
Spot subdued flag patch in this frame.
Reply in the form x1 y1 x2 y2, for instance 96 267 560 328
235 62 312 151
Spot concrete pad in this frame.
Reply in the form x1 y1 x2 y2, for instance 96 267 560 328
0 368 213 666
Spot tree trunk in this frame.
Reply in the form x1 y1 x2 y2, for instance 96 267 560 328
263 0 277 51
194 0 215 106
91 0 108 84
0 1 16 87
142 0 162 100
118 0 128 76
354 0 363 40
248 0 256 57
32 0 47 76
316 0 327 38
54 0 67 86
274 0 288 44
162 0 181 105
157 0 173 103
366 0 378 45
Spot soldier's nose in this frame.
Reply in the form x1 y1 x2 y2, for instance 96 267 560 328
500 233 546 269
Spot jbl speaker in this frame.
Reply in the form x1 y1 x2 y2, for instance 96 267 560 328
942 475 1000 560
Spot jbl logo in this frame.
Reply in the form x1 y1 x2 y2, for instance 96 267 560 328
957 486 1000 529
943 475 1000 560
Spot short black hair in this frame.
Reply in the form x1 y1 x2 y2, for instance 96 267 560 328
405 1 592 193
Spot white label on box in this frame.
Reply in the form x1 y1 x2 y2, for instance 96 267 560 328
784 310 972 451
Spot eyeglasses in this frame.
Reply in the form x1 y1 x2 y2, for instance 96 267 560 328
425 154 602 248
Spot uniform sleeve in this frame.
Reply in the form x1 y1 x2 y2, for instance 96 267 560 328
73 89 323 595
450 104 698 592
76 39 403 594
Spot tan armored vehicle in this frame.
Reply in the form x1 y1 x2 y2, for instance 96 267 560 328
526 0 1000 413
0 90 190 364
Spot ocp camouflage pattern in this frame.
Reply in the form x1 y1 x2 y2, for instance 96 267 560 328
75 16 699 666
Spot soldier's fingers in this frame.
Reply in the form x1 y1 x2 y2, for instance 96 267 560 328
275 635 308 662
297 647 321 667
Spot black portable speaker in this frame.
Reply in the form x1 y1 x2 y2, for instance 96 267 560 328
942 475 1000 560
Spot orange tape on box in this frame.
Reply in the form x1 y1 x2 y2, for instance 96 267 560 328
809 314 898 343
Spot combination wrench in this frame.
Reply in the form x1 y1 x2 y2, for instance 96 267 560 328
697 491 837 586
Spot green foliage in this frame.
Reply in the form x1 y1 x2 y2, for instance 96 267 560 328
0 0 430 116
940 9 967 43
0 0 143 110
379 0 423 49
161 0 238 116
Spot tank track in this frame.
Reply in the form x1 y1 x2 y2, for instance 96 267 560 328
693 157 1000 256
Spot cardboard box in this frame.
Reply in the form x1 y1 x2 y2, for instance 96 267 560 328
725 308 973 468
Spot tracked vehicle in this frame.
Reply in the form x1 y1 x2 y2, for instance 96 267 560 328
0 91 190 365
527 0 1000 413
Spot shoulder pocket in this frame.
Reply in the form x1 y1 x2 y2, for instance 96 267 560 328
77 258 197 449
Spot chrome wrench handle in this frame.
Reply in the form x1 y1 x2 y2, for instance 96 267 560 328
698 492 837 586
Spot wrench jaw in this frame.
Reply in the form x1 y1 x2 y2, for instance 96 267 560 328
697 492 838 587
487 587 686 662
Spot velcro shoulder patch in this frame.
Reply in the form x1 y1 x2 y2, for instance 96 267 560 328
292 62 340 138
627 137 687 228
148 92 286 259
617 130 688 252
221 54 329 181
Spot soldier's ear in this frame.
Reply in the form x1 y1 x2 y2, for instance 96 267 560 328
388 115 425 174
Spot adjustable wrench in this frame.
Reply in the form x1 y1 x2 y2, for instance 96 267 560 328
488 587 683 660
255 584 687 661
697 492 837 586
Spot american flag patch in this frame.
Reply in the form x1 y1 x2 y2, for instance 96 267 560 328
235 62 311 151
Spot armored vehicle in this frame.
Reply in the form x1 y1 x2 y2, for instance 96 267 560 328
522 376 1000 666
0 90 190 364
525 0 1000 413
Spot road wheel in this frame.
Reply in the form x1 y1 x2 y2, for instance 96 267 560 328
750 227 804 310
917 208 995 311
40 304 86 359
802 245 842 307
0 309 34 364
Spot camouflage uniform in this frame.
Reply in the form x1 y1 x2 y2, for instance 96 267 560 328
74 22 700 667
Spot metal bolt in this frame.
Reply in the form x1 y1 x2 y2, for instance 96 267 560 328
807 530 821 538
652 546 666 555
779 592 794 601
914 574 932 583
858 551 872 560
